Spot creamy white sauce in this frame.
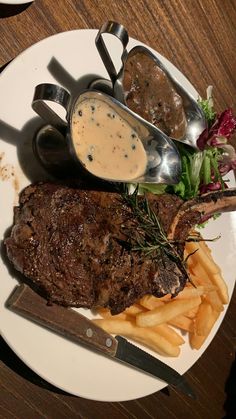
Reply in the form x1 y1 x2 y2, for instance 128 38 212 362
71 98 147 181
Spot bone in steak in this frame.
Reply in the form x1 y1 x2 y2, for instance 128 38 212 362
5 183 236 314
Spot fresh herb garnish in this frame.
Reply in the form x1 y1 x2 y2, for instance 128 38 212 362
122 187 220 279
122 187 191 280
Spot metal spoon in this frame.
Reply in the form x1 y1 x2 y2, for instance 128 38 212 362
32 86 181 185
91 21 207 149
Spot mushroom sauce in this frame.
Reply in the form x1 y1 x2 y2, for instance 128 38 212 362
123 50 187 140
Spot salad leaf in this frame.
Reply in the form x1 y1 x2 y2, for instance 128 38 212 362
166 145 223 200
137 183 167 195
137 86 236 201
170 88 236 199
198 213 221 228
197 86 216 125
197 108 236 150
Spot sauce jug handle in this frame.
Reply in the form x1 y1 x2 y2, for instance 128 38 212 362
32 83 70 131
95 21 129 91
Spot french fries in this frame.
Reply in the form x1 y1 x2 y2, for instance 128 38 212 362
136 297 201 327
93 319 180 356
139 295 165 310
93 234 228 357
190 309 221 350
168 314 194 332
152 324 185 346
174 284 215 300
185 241 229 304
204 290 224 312
124 304 146 316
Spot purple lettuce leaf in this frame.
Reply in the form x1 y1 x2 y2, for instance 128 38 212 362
197 108 236 151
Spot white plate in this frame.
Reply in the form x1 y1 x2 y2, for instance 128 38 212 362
0 29 236 402
0 1 33 4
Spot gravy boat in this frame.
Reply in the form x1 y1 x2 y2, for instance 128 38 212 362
91 21 207 149
32 85 181 184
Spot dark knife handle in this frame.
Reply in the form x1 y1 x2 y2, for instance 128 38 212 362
6 284 118 356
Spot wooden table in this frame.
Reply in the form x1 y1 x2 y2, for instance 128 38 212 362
0 1 236 418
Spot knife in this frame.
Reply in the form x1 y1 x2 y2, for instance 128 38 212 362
6 284 195 399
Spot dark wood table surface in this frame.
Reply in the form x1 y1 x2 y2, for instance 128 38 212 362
0 1 236 418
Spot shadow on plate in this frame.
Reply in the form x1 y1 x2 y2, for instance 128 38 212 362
0 333 172 400
0 57 105 183
0 115 120 186
0 3 32 18
0 335 69 395
0 116 53 183
0 60 12 73
46 57 102 105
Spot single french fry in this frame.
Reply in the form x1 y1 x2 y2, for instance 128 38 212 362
204 290 224 312
187 274 201 288
139 295 164 310
97 308 128 320
210 272 229 304
158 294 172 302
184 306 200 319
190 256 228 304
194 301 213 336
190 309 221 349
189 333 206 350
199 240 212 256
174 285 214 300
168 314 193 332
190 261 211 281
124 304 146 316
186 242 219 275
198 241 229 303
189 271 208 286
93 319 180 357
152 324 185 346
136 297 201 327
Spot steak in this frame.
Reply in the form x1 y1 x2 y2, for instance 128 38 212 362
5 183 236 314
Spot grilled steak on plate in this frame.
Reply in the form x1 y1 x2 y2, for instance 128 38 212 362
5 183 236 314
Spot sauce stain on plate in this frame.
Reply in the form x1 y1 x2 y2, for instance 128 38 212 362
0 152 20 203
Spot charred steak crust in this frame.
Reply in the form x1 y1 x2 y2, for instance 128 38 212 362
8 184 236 314
5 183 190 314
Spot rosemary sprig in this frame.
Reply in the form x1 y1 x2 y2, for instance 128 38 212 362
185 234 221 243
122 187 186 270
122 188 220 287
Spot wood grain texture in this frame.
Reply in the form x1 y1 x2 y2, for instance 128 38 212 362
0 0 236 418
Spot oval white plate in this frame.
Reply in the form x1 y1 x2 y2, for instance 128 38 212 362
0 29 236 402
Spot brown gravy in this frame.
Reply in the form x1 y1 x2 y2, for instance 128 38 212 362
123 50 187 140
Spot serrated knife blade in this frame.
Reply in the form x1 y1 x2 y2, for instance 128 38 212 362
115 335 195 398
7 284 196 399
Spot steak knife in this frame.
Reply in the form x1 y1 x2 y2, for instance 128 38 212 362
7 284 195 399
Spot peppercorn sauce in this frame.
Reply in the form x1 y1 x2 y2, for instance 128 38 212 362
71 97 147 181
